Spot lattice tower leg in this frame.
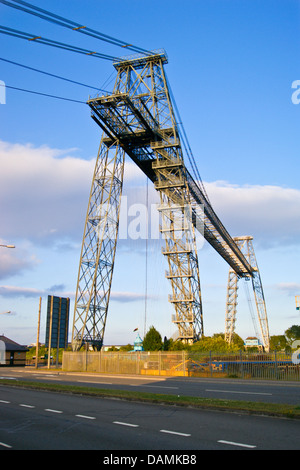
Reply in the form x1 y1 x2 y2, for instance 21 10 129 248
224 269 239 344
158 194 203 342
153 152 203 343
224 236 270 352
245 238 270 352
71 138 125 351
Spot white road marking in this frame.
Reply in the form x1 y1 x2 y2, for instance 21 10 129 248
76 380 113 385
206 389 272 396
0 441 12 448
75 414 96 420
113 421 139 428
44 408 63 414
160 429 191 437
0 400 10 403
143 385 179 390
39 376 62 380
19 404 35 408
218 440 256 449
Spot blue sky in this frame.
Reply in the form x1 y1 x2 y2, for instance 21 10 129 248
0 0 299 346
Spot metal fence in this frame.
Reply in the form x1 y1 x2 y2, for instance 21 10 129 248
62 350 300 381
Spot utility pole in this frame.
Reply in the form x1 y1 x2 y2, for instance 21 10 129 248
35 297 42 369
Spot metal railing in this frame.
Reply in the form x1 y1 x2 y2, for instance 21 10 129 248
62 350 300 380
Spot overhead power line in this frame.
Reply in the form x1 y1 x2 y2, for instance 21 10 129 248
0 25 119 61
0 0 152 56
0 57 109 93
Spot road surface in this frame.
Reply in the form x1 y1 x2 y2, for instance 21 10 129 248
1 367 300 405
0 384 299 450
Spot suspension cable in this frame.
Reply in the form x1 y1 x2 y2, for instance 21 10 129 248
1 82 86 104
0 0 152 56
0 57 109 93
0 25 119 61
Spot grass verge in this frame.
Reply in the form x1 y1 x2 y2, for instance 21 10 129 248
0 378 300 419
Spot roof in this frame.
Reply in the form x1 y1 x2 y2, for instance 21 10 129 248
0 335 28 351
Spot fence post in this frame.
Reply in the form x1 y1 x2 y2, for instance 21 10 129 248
274 350 278 380
159 351 161 375
240 350 244 378
209 351 213 377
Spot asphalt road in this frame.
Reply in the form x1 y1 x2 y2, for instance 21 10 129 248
1 367 300 405
0 384 300 451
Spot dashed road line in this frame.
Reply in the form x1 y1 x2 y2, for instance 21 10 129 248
44 408 63 414
0 441 12 449
218 439 256 449
113 421 139 428
75 414 96 420
160 429 191 437
0 395 261 448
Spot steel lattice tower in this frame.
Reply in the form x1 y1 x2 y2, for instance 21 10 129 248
225 236 270 352
71 50 203 349
71 50 270 351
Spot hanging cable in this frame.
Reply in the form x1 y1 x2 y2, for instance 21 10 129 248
0 57 110 93
166 76 211 204
0 0 152 56
144 176 149 338
243 280 260 340
0 25 119 61
1 82 86 104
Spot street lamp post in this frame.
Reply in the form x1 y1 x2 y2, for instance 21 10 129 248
0 245 15 248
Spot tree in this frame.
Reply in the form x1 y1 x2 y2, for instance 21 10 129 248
270 335 287 351
143 326 163 351
167 338 188 351
119 344 133 351
285 325 300 345
190 335 241 352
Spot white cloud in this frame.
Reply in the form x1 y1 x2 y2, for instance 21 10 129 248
110 291 157 303
0 284 150 304
0 139 299 253
275 283 300 296
0 241 39 280
0 140 95 243
204 181 300 247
